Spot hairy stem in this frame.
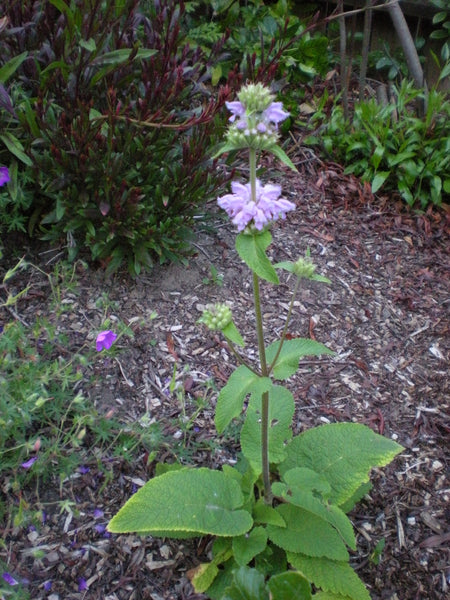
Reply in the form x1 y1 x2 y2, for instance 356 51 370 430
268 276 300 376
252 271 272 504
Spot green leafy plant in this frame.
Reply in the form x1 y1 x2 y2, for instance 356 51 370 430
184 0 330 86
303 79 450 207
431 0 450 62
1 0 238 275
108 83 403 599
203 264 224 287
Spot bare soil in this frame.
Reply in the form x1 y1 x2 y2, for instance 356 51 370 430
1 150 449 600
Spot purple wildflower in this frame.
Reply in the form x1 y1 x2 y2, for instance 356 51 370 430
95 330 117 351
21 456 37 469
2 572 18 586
78 465 90 474
218 179 295 232
225 101 245 122
78 577 88 591
263 102 290 125
93 508 104 518
43 580 52 591
0 166 10 187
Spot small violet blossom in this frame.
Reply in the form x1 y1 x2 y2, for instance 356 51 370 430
218 179 295 232
0 166 10 187
21 456 38 469
78 577 88 591
95 330 117 351
2 572 18 586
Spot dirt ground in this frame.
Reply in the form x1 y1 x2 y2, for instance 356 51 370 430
1 148 449 600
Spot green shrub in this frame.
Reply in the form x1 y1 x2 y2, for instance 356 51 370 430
184 0 331 86
0 0 237 275
304 80 450 208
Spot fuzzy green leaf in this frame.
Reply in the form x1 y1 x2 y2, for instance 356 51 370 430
191 544 233 593
253 500 286 527
280 423 403 506
269 144 297 172
287 553 371 600
232 526 268 566
215 367 271 433
267 338 334 380
235 231 279 284
108 468 253 537
222 566 269 600
268 572 312 600
313 592 353 600
267 504 349 561
222 321 245 347
241 384 294 472
272 468 356 550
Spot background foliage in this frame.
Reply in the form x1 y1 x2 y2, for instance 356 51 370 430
0 0 239 275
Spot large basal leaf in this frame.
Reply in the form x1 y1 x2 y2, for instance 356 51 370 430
235 231 279 284
287 553 371 600
266 504 349 561
232 526 268 566
280 423 403 506
222 566 269 600
266 338 334 380
108 468 253 537
267 572 312 600
189 542 233 593
272 468 356 550
241 384 294 472
313 592 355 600
215 367 271 433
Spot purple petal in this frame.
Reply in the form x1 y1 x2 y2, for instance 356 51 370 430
225 101 245 122
2 572 18 586
263 102 290 124
94 523 106 534
78 465 90 474
0 166 10 187
78 577 88 591
93 508 104 518
43 580 52 591
95 330 117 351
21 456 37 469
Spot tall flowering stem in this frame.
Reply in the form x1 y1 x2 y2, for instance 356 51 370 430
252 270 272 503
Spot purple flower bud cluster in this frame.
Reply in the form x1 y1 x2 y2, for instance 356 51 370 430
218 180 295 232
224 83 290 151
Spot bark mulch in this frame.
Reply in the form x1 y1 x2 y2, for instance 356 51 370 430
1 149 449 600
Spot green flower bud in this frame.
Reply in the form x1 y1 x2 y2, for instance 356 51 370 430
293 257 317 279
198 303 232 331
238 83 274 113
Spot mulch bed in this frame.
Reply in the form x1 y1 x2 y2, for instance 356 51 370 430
1 144 449 600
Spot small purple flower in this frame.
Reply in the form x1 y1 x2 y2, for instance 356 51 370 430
21 456 37 469
43 580 52 591
95 330 117 351
2 572 18 586
93 508 104 518
263 102 290 124
218 179 295 232
78 577 88 591
78 465 90 474
0 166 10 187
225 101 245 122
94 523 106 534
